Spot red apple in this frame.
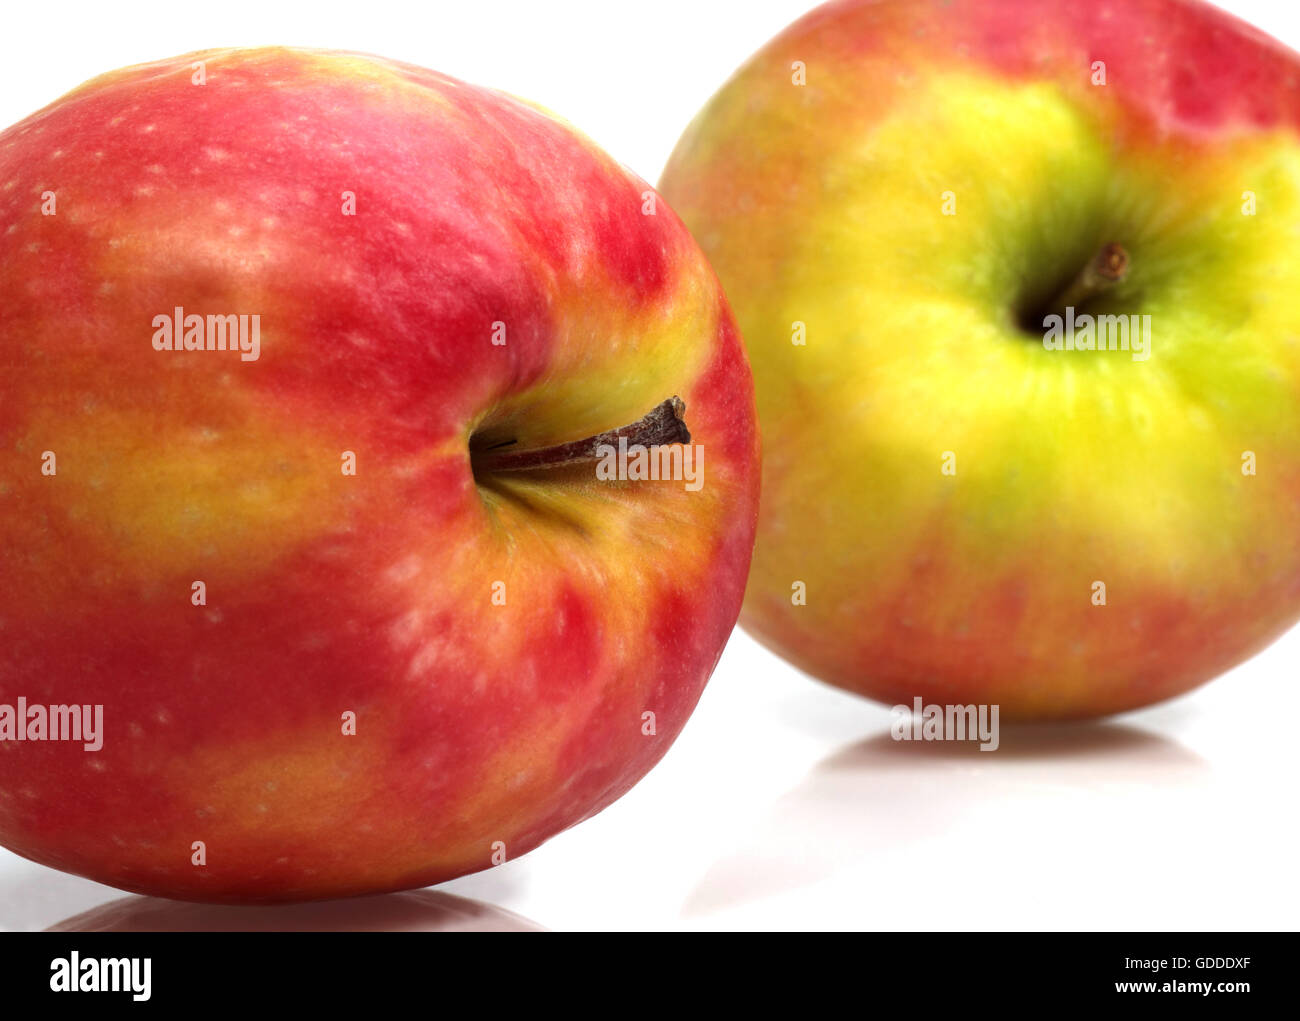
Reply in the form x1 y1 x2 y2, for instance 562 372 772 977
0 47 759 901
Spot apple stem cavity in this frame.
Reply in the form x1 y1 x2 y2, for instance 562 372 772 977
1045 242 1130 318
472 396 690 473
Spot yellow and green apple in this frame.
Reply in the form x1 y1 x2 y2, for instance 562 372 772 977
660 0 1300 718
0 48 759 901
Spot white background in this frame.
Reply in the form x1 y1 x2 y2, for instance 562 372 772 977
1 0 1297 931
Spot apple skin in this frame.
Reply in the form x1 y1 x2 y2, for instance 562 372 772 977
0 48 759 901
660 0 1300 719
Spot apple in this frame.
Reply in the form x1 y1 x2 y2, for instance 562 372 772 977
659 0 1300 718
0 47 759 901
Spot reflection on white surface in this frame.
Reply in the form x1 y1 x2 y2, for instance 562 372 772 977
47 889 545 932
683 724 1207 918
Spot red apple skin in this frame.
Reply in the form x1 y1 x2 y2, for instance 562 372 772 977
0 49 759 902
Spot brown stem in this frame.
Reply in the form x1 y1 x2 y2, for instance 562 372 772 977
1047 242 1129 315
472 396 690 473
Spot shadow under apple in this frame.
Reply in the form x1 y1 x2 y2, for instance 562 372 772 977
683 721 1208 918
47 888 546 932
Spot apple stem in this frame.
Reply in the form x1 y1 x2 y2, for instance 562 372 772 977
471 396 690 473
1046 242 1129 317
